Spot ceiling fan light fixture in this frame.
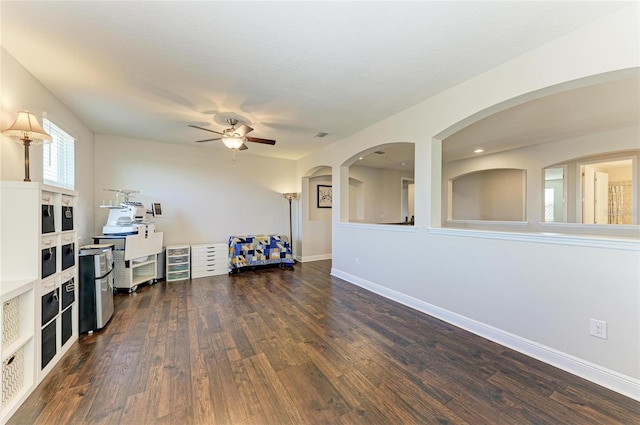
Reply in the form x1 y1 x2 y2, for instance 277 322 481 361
222 136 244 150
189 119 275 149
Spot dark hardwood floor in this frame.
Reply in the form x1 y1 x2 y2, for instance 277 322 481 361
9 260 640 424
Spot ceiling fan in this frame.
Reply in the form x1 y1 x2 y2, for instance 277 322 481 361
189 118 276 150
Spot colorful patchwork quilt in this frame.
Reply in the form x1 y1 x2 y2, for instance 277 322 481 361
229 234 294 271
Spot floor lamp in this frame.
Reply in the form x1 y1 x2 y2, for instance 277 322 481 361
2 111 52 182
283 193 297 256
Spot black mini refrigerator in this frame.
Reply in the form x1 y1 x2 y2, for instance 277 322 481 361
79 246 115 333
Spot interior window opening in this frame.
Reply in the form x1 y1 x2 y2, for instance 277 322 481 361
346 143 415 225
580 159 634 225
544 153 637 227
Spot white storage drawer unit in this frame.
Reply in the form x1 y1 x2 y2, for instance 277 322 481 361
191 243 228 278
166 245 190 282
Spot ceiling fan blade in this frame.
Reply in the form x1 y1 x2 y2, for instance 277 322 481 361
246 136 276 145
239 143 249 151
194 137 221 143
234 124 253 137
188 124 224 135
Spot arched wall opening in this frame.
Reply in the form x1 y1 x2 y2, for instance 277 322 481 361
341 142 415 225
436 69 639 237
299 165 333 262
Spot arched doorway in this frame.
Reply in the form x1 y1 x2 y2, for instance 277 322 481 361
299 166 333 262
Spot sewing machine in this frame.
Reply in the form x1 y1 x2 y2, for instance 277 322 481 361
102 201 148 235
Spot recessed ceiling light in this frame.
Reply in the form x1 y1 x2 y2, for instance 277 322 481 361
358 157 363 160
401 162 407 166
474 148 484 153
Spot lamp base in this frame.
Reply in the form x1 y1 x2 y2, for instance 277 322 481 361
23 138 32 182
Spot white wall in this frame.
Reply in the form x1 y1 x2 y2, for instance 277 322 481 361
1 48 95 245
349 165 414 223
296 4 640 399
308 176 332 221
94 135 297 246
451 168 525 221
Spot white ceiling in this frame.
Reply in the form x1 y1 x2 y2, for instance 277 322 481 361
0 1 633 161
356 143 416 172
444 76 640 162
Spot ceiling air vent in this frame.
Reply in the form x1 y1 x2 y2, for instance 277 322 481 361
314 132 328 138
374 151 385 155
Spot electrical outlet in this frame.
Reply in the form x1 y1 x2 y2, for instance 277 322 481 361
590 319 608 339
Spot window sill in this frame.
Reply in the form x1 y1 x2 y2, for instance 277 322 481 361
446 219 528 227
338 222 416 232
540 222 639 231
429 227 639 251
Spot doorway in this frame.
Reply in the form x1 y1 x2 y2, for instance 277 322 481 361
401 178 415 224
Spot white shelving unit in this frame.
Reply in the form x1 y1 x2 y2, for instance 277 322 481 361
0 182 78 424
112 251 157 293
191 243 229 278
166 245 190 281
37 188 78 382
0 280 35 425
92 231 162 293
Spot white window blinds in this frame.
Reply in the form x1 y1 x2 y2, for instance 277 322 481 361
43 119 75 189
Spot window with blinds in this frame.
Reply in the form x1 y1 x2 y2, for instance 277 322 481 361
43 119 75 189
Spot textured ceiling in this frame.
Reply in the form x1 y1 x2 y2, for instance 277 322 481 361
443 76 640 162
0 1 632 160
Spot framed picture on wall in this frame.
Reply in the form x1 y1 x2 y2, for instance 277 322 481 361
317 185 332 208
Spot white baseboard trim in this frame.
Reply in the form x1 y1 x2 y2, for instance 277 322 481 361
331 267 640 402
299 254 332 263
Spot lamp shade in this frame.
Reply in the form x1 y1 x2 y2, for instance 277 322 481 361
3 111 52 143
222 136 244 150
283 193 297 200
